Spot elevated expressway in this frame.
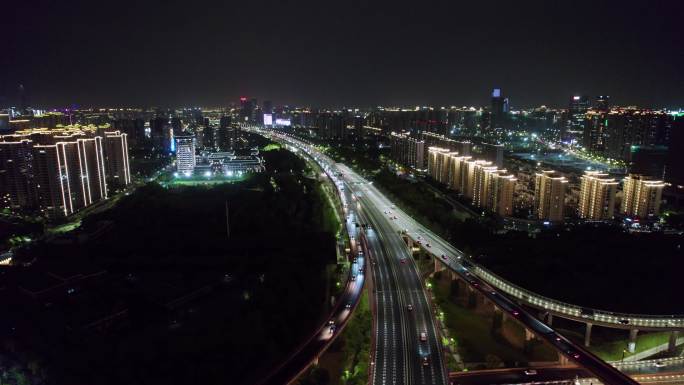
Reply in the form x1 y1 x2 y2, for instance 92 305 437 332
254 127 448 385
251 127 679 385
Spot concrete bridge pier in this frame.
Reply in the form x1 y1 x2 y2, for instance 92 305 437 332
525 328 535 342
538 311 554 326
628 329 639 353
433 257 446 273
584 323 593 347
668 330 680 353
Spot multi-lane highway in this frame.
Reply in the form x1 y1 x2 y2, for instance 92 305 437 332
256 126 448 385
355 182 448 385
333 163 640 385
250 127 643 385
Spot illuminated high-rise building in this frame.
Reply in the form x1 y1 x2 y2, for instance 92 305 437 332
578 170 618 220
32 136 108 217
427 147 454 184
104 131 131 188
493 173 516 217
0 113 10 133
391 132 425 170
0 124 129 217
534 170 567 222
0 139 35 208
596 95 610 111
472 164 500 208
464 159 492 199
490 88 509 131
566 95 590 143
175 135 196 175
216 116 232 151
622 174 664 217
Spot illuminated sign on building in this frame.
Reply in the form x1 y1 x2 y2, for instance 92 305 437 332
275 118 291 126
263 114 273 125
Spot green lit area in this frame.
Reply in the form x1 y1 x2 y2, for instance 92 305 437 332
161 171 250 186
262 143 281 151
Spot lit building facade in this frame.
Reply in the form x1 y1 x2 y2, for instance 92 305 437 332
175 135 196 175
0 139 34 208
391 132 425 170
428 146 515 216
622 174 664 217
1 124 128 217
578 170 618 220
104 131 131 187
534 170 567 222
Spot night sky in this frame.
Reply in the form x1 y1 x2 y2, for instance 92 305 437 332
2 0 683 109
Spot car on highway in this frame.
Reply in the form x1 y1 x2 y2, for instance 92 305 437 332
420 332 427 342
351 274 356 281
619 319 630 325
345 303 352 310
441 254 447 260
329 324 336 334
400 258 407 264
421 356 430 366
407 304 413 311
425 243 431 248
523 369 537 376
654 361 666 368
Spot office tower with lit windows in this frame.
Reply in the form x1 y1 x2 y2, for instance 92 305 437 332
216 116 232 151
534 170 567 222
622 174 664 217
578 170 618 220
150 117 169 150
0 139 35 208
596 95 610 111
391 132 425 170
175 135 196 175
490 88 509 131
566 95 590 142
0 113 10 133
104 131 131 188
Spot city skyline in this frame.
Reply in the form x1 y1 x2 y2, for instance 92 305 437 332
2 0 684 108
1 2 683 385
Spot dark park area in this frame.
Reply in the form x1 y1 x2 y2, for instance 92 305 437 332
0 146 339 385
